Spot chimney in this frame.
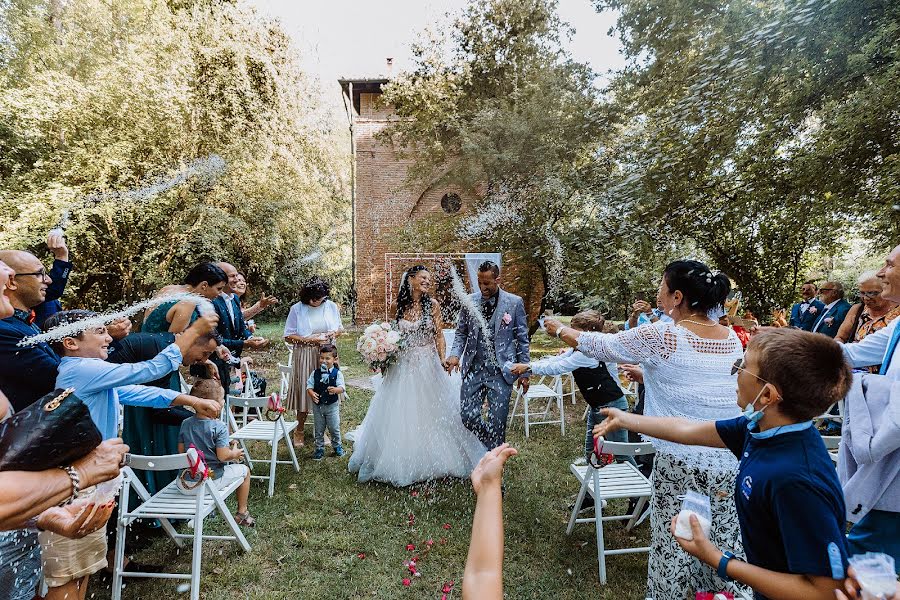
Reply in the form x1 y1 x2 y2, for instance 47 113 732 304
386 57 393 77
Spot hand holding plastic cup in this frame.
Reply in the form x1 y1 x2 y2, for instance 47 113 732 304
674 490 712 541
849 553 897 600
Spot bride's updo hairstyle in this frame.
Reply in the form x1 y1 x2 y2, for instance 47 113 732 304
396 265 433 322
663 260 731 314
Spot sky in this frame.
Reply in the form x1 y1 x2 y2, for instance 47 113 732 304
248 0 626 96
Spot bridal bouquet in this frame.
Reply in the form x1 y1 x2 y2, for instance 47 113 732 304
357 321 404 372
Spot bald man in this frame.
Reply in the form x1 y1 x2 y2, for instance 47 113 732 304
0 250 61 412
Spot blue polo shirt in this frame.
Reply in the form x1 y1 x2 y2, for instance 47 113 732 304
715 417 848 600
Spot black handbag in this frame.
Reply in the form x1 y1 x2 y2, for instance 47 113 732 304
0 388 102 471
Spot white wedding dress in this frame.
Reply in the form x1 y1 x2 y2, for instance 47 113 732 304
347 317 487 487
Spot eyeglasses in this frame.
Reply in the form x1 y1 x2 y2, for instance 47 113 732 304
731 357 773 387
15 269 49 280
859 291 882 298
818 288 835 292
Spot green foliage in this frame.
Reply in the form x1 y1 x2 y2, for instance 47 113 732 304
596 0 900 314
0 0 350 310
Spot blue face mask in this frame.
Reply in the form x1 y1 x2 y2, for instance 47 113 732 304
742 387 768 428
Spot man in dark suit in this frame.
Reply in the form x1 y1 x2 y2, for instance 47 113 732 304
811 281 852 338
211 262 268 388
789 280 826 331
0 250 60 412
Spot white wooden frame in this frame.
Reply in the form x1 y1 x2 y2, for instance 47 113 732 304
566 439 655 584
113 450 250 600
226 395 300 497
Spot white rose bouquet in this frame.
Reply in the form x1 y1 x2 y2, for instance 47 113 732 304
356 321 404 372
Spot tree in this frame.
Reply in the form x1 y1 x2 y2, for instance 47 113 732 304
382 0 615 320
0 0 349 311
596 0 900 315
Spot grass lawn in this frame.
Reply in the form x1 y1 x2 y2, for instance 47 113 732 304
98 320 650 599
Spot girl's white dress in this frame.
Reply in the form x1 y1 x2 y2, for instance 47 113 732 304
347 317 486 487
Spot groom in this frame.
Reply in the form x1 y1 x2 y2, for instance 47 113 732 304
444 261 530 450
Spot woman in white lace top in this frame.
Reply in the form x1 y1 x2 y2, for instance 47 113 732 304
546 260 748 600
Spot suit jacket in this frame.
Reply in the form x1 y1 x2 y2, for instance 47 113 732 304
450 289 530 384
812 299 853 338
789 298 826 331
0 311 60 411
213 294 251 355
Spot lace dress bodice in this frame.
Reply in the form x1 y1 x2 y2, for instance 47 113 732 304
398 317 436 350
578 321 744 472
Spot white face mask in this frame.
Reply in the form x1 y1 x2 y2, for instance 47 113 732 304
742 386 768 427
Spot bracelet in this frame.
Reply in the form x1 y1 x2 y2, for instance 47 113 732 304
717 550 735 581
555 326 564 339
58 465 81 506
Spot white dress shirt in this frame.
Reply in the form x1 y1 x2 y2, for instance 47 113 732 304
843 318 899 380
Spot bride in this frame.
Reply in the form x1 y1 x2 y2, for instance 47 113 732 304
348 265 487 487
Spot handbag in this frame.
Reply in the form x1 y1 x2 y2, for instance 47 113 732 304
0 388 102 471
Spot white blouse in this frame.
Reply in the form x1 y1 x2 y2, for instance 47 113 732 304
284 300 342 338
577 321 744 472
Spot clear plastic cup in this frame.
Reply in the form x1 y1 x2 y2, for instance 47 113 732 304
674 490 712 541
849 553 897 600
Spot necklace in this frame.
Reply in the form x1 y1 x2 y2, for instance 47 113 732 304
677 317 718 328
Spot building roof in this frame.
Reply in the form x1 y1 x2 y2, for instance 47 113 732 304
339 78 390 115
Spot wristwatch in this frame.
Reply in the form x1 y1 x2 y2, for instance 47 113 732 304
555 326 564 339
717 550 735 581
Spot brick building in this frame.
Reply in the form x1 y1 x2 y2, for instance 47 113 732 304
339 76 544 324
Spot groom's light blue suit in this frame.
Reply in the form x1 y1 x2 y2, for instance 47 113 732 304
450 289 530 449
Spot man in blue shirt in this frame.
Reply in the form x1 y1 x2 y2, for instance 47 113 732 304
594 328 852 600
0 250 61 412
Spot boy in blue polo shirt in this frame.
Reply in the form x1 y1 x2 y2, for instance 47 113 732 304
594 328 852 600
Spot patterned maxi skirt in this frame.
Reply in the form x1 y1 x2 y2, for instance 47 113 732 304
646 451 751 600
287 344 319 413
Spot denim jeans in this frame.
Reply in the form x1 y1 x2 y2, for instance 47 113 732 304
0 529 41 600
313 401 342 450
585 396 632 463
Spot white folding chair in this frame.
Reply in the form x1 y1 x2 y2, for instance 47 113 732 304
112 450 250 600
566 439 655 584
564 372 577 405
278 363 291 399
226 395 300 497
814 398 845 428
822 434 841 464
509 375 565 437
284 342 294 367
240 362 258 397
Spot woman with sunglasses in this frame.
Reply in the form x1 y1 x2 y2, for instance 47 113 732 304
544 259 747 600
835 272 900 371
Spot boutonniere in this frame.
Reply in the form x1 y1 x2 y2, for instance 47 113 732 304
808 306 818 315
501 312 512 326
824 316 835 326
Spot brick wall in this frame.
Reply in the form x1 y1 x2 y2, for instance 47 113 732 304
353 90 545 324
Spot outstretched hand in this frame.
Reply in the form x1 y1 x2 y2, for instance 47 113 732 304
37 502 115 539
591 407 630 440
471 443 518 495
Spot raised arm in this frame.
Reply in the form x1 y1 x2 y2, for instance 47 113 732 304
593 407 726 449
545 318 662 365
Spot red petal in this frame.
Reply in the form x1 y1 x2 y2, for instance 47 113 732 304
442 523 451 529
402 578 411 586
357 553 366 559
411 491 419 497
426 539 434 546
406 544 416 551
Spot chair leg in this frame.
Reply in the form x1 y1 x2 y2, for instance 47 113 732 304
268 431 279 497
211 486 251 552
625 495 649 531
112 483 131 600
190 494 205 600
524 396 530 438
559 396 565 436
566 470 592 535
509 392 521 424
239 439 254 470
284 424 300 472
594 470 607 584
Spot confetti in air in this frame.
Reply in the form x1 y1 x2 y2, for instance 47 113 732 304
448 265 497 368
56 154 227 229
18 293 215 346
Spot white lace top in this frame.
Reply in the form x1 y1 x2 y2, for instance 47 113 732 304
577 321 744 473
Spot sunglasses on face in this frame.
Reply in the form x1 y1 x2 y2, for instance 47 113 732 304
859 291 881 298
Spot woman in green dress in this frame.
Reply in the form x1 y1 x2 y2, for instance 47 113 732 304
122 262 228 493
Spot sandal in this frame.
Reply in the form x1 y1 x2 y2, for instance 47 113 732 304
292 438 305 449
235 512 256 527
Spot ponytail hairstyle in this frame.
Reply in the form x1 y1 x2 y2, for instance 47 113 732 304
662 260 731 315
396 265 432 323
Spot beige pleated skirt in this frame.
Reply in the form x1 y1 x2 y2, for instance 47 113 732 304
287 344 320 413
39 527 106 588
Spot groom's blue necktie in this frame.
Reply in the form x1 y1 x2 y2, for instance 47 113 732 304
879 323 900 375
